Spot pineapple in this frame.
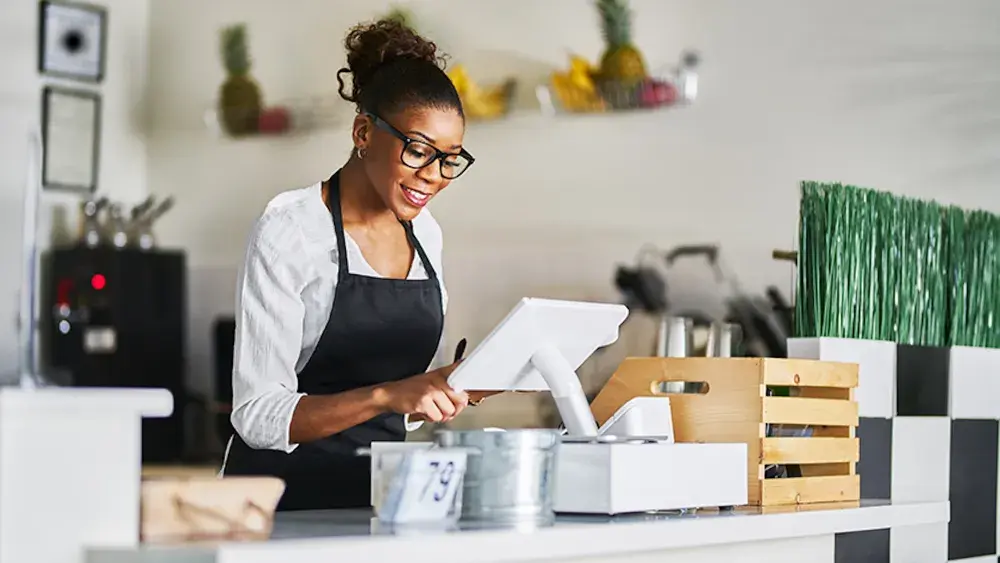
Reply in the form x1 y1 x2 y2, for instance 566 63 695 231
595 0 648 88
218 23 262 136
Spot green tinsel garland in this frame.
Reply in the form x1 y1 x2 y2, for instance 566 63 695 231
796 181 999 349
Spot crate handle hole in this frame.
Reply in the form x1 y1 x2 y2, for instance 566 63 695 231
650 381 710 395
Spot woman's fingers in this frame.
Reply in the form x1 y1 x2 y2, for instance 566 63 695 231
442 386 469 407
432 391 458 419
419 398 444 423
410 374 470 423
432 371 469 415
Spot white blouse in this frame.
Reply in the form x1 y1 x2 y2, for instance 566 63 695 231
229 182 446 454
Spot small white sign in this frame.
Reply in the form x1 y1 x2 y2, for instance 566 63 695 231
83 327 116 354
378 449 467 524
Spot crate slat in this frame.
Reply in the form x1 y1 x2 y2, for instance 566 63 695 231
797 462 856 477
761 358 859 387
762 396 859 427
796 387 852 400
760 475 860 505
761 437 859 464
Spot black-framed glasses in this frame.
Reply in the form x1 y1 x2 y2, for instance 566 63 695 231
366 112 475 180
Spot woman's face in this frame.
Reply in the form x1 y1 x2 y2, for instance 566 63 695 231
357 106 466 222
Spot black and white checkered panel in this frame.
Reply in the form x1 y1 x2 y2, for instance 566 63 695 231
947 346 1000 563
789 338 1000 563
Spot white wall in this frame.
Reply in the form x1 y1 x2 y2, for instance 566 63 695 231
0 0 151 383
146 0 1000 423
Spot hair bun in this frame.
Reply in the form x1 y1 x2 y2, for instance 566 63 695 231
338 19 443 109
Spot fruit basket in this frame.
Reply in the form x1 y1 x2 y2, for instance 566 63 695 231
537 0 698 116
537 55 695 116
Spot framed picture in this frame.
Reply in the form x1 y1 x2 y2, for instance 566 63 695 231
41 86 102 193
38 0 107 83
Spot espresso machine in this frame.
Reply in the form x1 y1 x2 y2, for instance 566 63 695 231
41 194 189 463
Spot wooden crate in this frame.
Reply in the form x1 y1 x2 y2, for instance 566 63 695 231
590 357 860 506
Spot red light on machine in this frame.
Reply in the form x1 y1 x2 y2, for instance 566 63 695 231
56 279 73 305
91 274 106 290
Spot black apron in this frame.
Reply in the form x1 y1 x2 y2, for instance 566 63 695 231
223 170 444 511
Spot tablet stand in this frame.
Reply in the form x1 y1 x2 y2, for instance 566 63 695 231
531 345 599 437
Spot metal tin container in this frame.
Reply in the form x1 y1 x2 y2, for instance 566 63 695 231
706 322 742 357
433 429 561 525
656 315 694 357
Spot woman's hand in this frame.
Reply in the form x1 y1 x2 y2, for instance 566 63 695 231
377 362 468 423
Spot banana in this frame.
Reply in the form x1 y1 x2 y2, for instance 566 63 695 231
447 64 471 92
550 70 605 113
548 54 606 113
468 88 508 119
448 65 512 120
568 55 598 93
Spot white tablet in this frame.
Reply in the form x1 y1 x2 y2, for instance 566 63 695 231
447 297 629 436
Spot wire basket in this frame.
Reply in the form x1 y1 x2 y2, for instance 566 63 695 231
537 53 698 116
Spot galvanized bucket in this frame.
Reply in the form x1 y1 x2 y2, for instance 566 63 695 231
433 429 561 525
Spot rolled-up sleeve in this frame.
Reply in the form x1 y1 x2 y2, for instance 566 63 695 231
230 214 307 452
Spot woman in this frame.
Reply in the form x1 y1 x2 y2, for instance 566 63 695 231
222 19 484 511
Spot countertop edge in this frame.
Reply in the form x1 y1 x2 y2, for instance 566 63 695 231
0 387 174 417
87 501 949 563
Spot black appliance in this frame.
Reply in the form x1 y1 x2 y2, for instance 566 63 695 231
42 246 188 463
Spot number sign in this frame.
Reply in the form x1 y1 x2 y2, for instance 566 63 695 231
377 449 467 524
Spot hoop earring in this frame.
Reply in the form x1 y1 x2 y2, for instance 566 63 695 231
356 147 367 160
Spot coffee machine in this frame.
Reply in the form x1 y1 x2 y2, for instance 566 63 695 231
42 246 188 463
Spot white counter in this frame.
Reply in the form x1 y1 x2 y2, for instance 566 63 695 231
0 387 173 563
87 500 947 563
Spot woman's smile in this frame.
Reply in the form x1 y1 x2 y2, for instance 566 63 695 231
401 184 432 208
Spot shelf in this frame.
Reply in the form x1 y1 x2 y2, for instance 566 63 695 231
203 94 347 138
202 64 697 138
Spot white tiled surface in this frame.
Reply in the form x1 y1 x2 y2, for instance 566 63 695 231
891 522 948 563
996 421 1000 560
787 337 896 418
950 345 1000 419
892 417 951 503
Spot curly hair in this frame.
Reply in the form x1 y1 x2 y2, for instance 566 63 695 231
337 19 463 118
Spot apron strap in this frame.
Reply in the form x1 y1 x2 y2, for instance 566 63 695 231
402 221 438 281
326 172 351 281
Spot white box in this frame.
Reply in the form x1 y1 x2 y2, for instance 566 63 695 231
787 337 895 418
554 442 748 514
891 417 950 503
890 522 948 563
950 345 1000 419
370 441 748 515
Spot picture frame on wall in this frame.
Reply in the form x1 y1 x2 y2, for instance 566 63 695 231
41 86 102 193
38 0 107 83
